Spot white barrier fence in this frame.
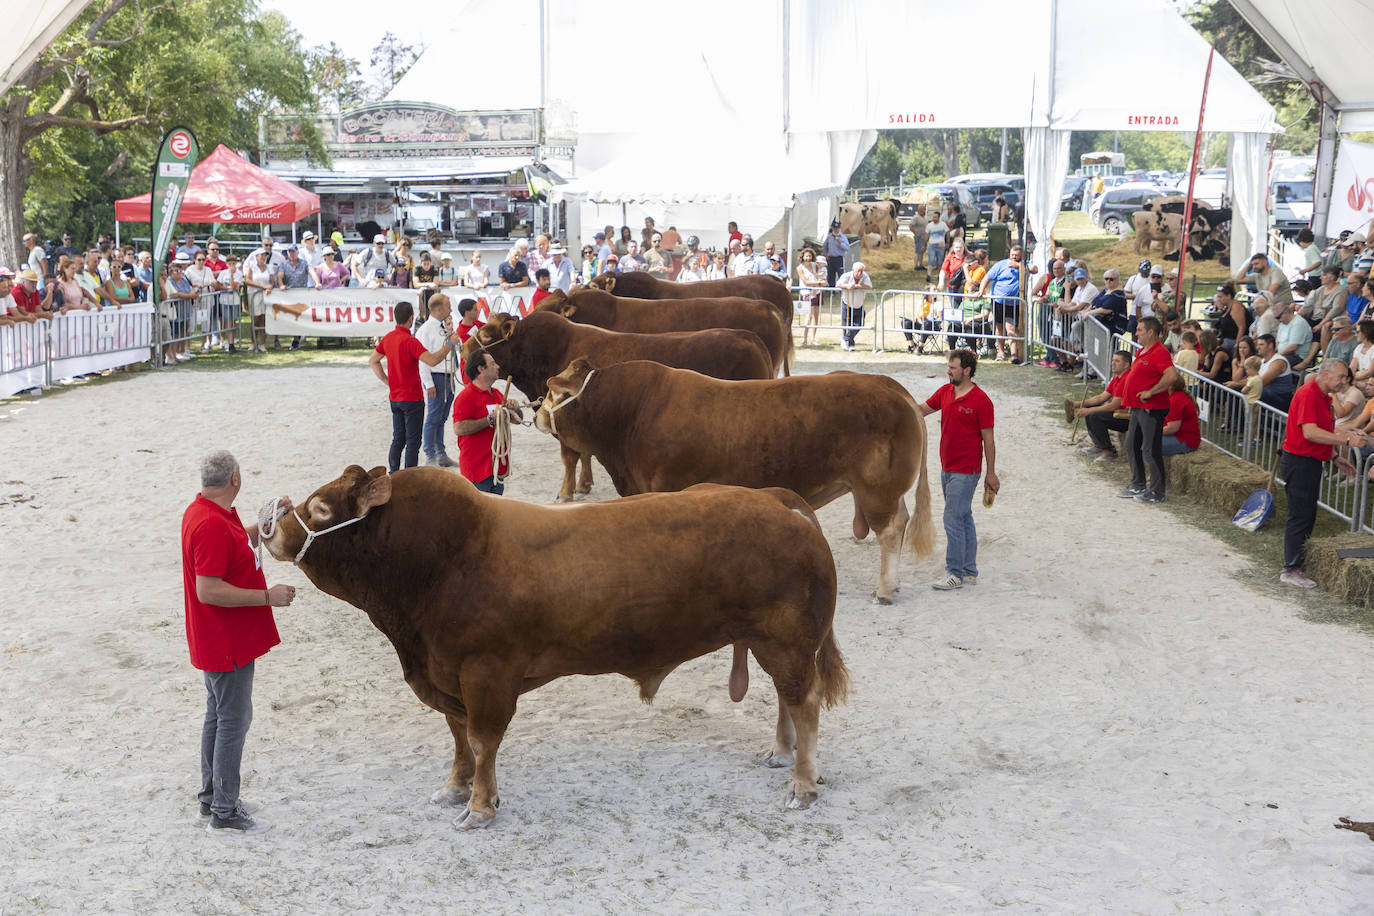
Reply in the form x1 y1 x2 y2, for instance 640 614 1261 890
2 304 153 398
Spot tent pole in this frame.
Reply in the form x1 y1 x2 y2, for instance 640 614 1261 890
317 210 322 241
1177 46 1216 300
115 223 120 248
1311 86 1337 245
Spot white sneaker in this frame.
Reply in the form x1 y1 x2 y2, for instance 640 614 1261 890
1279 568 1317 589
962 575 977 586
932 573 964 591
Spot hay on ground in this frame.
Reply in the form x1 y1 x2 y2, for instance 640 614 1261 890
1304 533 1374 607
1166 448 1270 515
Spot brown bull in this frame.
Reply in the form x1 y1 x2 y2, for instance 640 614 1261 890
534 360 935 603
535 286 789 377
585 272 794 375
261 467 846 829
460 311 775 499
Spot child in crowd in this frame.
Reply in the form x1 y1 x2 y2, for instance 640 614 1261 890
1175 330 1200 373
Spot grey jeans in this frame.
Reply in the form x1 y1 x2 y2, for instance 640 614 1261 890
199 660 254 818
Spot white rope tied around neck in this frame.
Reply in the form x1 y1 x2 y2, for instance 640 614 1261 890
542 369 596 439
490 370 594 483
258 495 368 566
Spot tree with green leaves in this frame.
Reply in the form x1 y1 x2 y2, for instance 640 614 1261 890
368 32 422 99
0 0 324 267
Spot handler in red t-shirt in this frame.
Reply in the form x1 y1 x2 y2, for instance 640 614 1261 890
1161 377 1201 456
920 348 999 591
369 300 462 472
453 350 510 494
1118 316 1179 503
1278 360 1369 587
1074 349 1133 460
181 449 296 834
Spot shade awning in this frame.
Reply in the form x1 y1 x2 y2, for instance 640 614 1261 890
114 145 320 223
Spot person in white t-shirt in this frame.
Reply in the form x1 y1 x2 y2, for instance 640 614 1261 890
243 249 275 352
462 251 490 290
212 253 241 352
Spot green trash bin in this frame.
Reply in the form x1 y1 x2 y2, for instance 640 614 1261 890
985 222 1009 261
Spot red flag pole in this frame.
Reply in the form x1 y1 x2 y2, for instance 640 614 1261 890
1177 46 1216 313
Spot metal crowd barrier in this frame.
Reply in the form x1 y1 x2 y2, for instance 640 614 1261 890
793 285 880 352
875 289 1027 356
155 287 245 365
2 307 155 397
0 319 50 395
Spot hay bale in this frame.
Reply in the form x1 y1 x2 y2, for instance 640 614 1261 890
1166 448 1269 515
1303 533 1374 608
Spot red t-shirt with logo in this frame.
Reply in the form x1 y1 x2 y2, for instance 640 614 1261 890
1165 390 1201 449
375 325 430 402
181 495 278 672
11 285 41 313
1122 342 1173 410
925 382 995 474
1283 379 1335 460
1106 374 1125 399
453 382 506 483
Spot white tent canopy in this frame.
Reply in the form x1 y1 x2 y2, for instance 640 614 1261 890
3 0 91 94
1226 0 1374 239
387 0 1277 267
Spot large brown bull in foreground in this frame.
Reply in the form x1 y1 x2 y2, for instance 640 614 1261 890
461 311 774 500
584 272 794 375
261 466 846 830
534 360 935 603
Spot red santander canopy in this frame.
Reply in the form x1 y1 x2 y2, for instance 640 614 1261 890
115 144 320 223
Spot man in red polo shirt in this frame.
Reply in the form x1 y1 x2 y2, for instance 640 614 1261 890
453 350 510 494
9 269 48 320
1279 359 1368 587
369 300 462 472
920 348 999 590
1118 316 1179 503
182 450 296 834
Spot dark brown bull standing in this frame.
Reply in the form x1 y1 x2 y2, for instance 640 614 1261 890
580 272 794 376
460 310 775 500
261 466 847 830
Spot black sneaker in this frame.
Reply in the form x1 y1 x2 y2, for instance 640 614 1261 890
1117 486 1145 498
200 799 259 819
207 808 270 834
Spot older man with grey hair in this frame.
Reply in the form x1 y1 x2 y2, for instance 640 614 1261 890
181 450 296 834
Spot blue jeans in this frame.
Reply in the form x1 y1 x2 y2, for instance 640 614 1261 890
389 400 424 471
928 243 945 272
1161 435 1196 456
842 305 865 345
422 373 456 460
941 470 979 578
473 475 505 495
200 661 254 819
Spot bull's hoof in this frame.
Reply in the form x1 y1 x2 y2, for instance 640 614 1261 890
429 784 471 807
760 750 794 769
785 788 819 810
575 484 592 495
874 595 894 606
455 807 496 831
553 494 573 504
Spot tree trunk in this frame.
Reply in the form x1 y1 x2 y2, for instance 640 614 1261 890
966 134 982 173
939 130 959 178
0 95 32 269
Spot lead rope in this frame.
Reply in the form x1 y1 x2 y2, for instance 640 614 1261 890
489 370 594 483
258 495 368 566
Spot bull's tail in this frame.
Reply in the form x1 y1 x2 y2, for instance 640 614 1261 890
815 626 849 709
780 309 794 377
905 414 935 561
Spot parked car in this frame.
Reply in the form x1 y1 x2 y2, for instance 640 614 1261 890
900 184 981 228
1271 178 1313 237
1090 183 1163 234
948 172 1025 195
965 182 1021 222
1062 175 1088 210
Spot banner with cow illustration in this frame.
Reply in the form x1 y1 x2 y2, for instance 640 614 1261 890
263 288 421 337
1329 139 1374 238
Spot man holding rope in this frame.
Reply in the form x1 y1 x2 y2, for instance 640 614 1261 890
453 351 510 495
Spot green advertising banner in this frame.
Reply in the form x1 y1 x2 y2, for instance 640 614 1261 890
150 126 198 353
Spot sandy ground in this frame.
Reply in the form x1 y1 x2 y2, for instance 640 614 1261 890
3 354 1374 915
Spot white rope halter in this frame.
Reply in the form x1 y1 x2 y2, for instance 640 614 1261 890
259 495 368 566
542 369 596 438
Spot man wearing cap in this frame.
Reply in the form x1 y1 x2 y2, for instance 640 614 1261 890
299 231 323 269
762 253 788 281
547 246 573 292
357 234 396 285
1235 252 1292 309
836 261 872 351
54 232 80 261
1058 267 1098 359
822 220 850 288
276 245 313 351
645 233 672 277
1123 259 1152 305
10 269 48 320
